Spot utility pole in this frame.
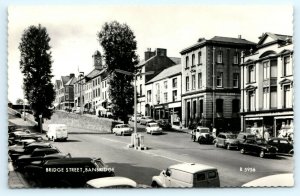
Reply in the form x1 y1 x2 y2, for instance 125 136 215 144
79 72 84 115
212 47 215 129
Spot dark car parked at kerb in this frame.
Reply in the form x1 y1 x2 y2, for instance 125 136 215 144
9 143 53 161
14 147 61 170
236 132 256 148
240 139 278 158
267 138 294 156
28 157 115 187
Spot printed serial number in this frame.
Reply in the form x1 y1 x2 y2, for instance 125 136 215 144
240 167 256 172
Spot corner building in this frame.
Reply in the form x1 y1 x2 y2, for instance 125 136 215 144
181 36 255 131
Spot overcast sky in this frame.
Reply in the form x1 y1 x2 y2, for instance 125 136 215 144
8 5 293 104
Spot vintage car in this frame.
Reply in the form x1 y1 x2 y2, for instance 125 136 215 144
240 139 278 158
146 122 163 135
139 116 155 125
9 143 53 161
236 132 256 148
152 163 220 188
129 114 143 122
85 176 137 188
267 138 294 156
156 119 171 130
8 139 36 151
112 124 133 136
191 126 214 144
28 157 114 187
215 133 239 150
14 147 61 170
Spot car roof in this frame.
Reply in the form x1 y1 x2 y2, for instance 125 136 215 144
86 177 137 188
45 157 94 165
148 122 158 125
219 132 236 135
242 173 293 187
33 148 58 152
270 137 289 141
169 163 217 174
27 143 51 147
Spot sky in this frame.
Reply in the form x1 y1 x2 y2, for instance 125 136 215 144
8 5 293 104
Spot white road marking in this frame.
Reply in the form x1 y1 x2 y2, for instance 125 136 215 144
100 136 186 163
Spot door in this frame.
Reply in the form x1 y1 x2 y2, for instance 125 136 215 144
194 172 208 187
165 169 172 187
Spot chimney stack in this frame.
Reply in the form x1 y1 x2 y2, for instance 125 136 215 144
238 35 242 39
70 73 75 78
144 48 155 61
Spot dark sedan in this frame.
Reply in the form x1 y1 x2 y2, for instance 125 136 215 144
267 138 294 156
9 143 53 161
240 139 278 158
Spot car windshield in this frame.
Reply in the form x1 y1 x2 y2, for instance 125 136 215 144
200 129 209 133
150 124 159 127
227 134 237 139
93 159 105 167
119 125 129 128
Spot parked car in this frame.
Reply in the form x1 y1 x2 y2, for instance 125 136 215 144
267 138 293 156
239 138 278 158
215 133 239 150
46 124 68 141
146 122 163 135
191 126 214 144
156 119 171 130
9 143 53 161
152 163 220 188
130 114 143 122
242 173 293 187
14 147 61 170
112 124 133 136
8 139 36 151
236 132 256 148
85 176 137 188
28 157 114 187
139 116 155 125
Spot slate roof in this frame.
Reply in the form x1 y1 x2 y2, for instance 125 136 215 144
61 76 70 85
169 57 181 65
146 64 181 84
210 36 256 45
258 32 292 45
65 77 77 86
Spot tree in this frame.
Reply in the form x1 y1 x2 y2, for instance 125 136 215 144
19 24 55 129
16 98 24 105
98 21 139 123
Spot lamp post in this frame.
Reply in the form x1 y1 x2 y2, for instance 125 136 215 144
79 72 84 115
115 68 154 145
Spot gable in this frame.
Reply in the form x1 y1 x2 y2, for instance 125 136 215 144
261 36 275 45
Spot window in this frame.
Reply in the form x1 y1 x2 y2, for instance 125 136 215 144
192 74 196 90
208 171 217 179
198 51 202 64
248 65 255 83
216 72 223 87
216 99 223 117
271 60 277 77
164 92 168 103
156 83 160 102
198 72 202 89
196 173 206 181
186 76 190 91
263 87 269 109
172 90 177 102
217 51 223 63
192 54 195 66
233 52 239 64
147 90 152 102
283 56 292 76
263 61 270 80
185 56 189 68
65 95 69 100
232 99 240 113
248 91 255 111
164 81 168 89
233 73 239 88
172 78 177 88
283 85 292 108
270 86 277 108
140 84 142 96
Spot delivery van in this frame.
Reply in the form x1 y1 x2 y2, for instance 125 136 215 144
47 124 68 142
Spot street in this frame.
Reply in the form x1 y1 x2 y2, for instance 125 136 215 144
37 122 293 187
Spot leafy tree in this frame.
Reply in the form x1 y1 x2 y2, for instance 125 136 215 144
16 98 24 105
19 24 55 128
98 21 139 123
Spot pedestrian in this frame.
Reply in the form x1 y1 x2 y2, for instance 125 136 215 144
255 130 261 139
264 130 270 141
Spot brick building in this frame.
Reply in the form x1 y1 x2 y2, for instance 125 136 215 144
240 33 293 138
180 36 255 132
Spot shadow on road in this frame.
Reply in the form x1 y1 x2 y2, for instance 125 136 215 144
107 162 161 186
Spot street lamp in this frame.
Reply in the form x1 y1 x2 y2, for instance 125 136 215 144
115 68 154 147
79 71 84 115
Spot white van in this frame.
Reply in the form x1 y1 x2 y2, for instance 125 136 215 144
47 124 68 142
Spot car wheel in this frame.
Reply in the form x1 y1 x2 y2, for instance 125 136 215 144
121 132 124 136
259 150 265 158
151 131 153 135
151 181 160 188
198 137 202 144
226 144 230 150
215 142 219 148
240 148 245 154
52 137 55 142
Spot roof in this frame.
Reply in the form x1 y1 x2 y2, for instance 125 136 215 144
146 64 181 84
85 68 106 80
86 177 137 188
258 32 292 46
61 76 70 85
65 77 77 86
181 36 256 54
136 56 155 67
169 57 181 65
170 163 217 173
